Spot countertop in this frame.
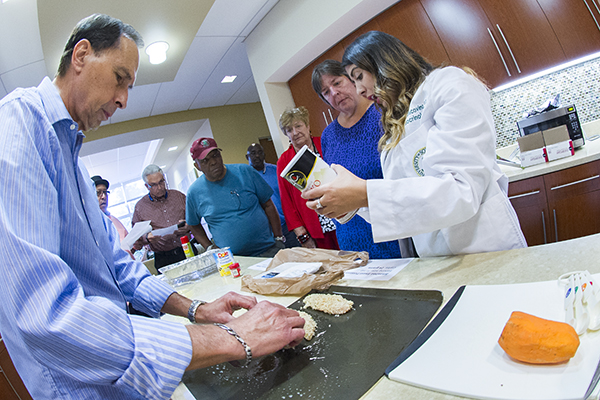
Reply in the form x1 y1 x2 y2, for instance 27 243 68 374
497 119 600 182
168 232 600 400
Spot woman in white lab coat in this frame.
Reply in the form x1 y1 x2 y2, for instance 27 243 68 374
303 31 526 257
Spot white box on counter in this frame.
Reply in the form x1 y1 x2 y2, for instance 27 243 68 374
543 125 575 162
517 131 547 167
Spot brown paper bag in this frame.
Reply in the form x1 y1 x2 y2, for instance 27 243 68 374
241 248 369 296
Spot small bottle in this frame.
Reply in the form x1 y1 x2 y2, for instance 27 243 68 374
180 236 195 259
229 263 241 278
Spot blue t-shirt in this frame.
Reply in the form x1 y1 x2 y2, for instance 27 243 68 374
186 164 275 256
321 104 402 259
258 163 286 228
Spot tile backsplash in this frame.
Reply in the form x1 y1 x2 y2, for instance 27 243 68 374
490 55 600 149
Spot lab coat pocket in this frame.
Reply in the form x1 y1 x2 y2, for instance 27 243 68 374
443 190 516 255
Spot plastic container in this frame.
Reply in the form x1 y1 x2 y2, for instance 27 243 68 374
158 250 219 287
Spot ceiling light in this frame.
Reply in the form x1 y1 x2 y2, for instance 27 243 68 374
168 146 178 152
145 41 169 65
221 75 237 83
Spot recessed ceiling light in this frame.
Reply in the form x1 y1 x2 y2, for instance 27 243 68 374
145 41 169 65
221 75 237 83
168 146 178 152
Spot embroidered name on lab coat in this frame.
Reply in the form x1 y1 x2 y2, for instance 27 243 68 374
413 147 426 176
406 104 424 125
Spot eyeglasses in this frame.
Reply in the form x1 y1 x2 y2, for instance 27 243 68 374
147 178 166 189
96 190 110 197
247 149 264 156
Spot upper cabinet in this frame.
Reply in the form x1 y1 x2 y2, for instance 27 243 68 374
420 0 566 88
289 0 600 123
537 0 600 60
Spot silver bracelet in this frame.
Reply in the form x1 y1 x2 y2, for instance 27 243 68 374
214 323 252 367
187 300 206 323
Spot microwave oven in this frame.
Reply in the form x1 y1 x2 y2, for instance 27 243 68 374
516 104 584 149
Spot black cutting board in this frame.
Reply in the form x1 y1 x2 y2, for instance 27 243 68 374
182 285 443 400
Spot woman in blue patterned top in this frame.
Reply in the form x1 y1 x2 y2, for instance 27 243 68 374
312 60 401 259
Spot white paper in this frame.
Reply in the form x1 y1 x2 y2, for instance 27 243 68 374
255 262 322 279
151 224 178 237
343 258 413 281
121 220 152 251
248 259 273 271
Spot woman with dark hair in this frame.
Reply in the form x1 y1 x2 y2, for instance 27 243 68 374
311 59 401 259
304 31 526 258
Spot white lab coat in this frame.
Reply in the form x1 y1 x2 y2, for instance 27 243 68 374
360 67 526 257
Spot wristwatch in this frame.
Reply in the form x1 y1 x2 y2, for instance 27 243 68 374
274 236 286 243
187 299 207 323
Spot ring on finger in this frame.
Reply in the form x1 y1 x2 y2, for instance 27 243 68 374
316 198 324 209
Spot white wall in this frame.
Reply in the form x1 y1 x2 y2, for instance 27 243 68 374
168 119 212 193
244 0 398 155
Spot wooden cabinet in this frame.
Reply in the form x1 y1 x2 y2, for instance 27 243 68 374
289 0 600 108
0 338 32 400
508 176 550 246
544 159 600 242
537 0 600 61
420 0 566 88
509 159 600 246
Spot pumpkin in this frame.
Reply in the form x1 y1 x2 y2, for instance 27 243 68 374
498 311 580 364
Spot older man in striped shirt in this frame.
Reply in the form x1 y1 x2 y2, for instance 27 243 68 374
0 14 304 400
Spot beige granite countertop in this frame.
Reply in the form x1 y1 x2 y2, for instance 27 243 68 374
169 232 600 400
497 119 600 182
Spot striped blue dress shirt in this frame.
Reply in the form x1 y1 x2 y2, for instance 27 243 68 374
0 77 192 399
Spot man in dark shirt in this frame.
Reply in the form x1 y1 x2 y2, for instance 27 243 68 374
246 143 299 248
132 164 192 270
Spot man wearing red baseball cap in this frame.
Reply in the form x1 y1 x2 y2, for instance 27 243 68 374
186 137 286 256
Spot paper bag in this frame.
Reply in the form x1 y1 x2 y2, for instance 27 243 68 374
241 248 369 296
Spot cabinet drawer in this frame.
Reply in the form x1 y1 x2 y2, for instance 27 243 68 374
544 160 600 202
508 175 547 208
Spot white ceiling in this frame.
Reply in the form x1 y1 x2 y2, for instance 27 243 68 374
0 0 279 186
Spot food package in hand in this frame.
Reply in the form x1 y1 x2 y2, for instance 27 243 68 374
279 145 357 223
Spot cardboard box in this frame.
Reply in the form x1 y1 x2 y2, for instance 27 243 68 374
517 131 547 167
543 125 574 162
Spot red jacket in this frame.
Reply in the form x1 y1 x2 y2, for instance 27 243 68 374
276 137 325 239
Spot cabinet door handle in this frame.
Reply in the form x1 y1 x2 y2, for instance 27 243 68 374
583 0 600 32
322 111 329 125
553 209 558 242
508 190 540 200
542 210 547 244
496 24 521 74
487 28 511 77
550 175 600 190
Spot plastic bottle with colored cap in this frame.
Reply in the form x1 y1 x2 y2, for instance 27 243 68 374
180 236 195 259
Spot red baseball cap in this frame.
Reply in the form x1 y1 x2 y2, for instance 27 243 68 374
190 137 221 160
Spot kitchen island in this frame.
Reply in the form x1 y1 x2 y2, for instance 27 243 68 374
169 231 600 400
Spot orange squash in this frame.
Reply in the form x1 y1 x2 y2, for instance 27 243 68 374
498 311 580 364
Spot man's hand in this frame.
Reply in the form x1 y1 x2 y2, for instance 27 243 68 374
225 301 306 357
186 300 305 370
194 292 258 324
174 220 192 238
146 232 160 245
302 164 368 219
